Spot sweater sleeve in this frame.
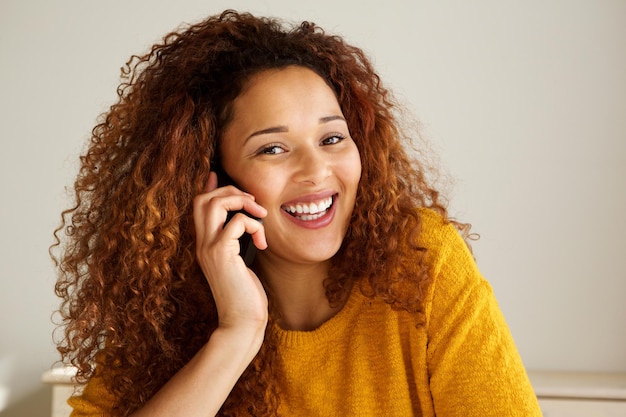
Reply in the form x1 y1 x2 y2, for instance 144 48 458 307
421 215 542 416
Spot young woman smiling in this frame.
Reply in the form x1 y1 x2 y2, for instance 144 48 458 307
52 10 542 417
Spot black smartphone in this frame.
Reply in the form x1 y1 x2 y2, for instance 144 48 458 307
212 162 258 267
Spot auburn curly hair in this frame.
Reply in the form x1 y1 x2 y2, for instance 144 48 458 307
52 9 470 416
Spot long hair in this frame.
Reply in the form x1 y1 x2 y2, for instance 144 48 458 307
52 10 466 416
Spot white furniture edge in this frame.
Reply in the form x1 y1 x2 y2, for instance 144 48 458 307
41 366 79 385
41 368 626 400
527 370 626 400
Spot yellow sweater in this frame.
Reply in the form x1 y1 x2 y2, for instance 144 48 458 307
69 210 542 416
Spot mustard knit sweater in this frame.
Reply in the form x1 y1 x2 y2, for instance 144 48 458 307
69 210 542 416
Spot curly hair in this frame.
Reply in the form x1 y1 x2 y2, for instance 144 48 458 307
51 9 469 416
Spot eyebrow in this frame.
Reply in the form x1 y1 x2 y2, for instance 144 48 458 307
244 115 346 143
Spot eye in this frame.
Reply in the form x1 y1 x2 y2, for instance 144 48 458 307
321 133 346 146
258 144 286 155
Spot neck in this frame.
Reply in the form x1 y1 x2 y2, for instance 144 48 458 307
255 254 342 331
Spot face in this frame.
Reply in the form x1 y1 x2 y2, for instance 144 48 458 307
220 66 362 267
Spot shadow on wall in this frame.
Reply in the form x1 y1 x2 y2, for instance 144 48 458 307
0 386 51 417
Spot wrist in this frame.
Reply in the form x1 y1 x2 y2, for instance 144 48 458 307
211 321 267 362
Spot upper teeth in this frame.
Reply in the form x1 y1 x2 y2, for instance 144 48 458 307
283 196 333 215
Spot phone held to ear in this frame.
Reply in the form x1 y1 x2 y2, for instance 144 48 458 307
213 165 259 267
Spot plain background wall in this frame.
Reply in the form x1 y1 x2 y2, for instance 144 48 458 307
1 0 625 415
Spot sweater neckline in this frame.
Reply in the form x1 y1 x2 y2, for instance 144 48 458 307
272 285 365 348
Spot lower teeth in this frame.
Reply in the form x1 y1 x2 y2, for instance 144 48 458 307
297 211 327 221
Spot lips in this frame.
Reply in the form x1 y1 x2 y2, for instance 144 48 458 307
281 195 335 221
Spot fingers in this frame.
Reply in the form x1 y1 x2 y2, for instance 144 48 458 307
193 173 270 331
193 172 268 257
226 212 267 251
194 191 266 242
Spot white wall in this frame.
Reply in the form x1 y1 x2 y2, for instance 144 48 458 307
1 0 624 414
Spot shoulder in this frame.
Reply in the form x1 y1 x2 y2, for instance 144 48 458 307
67 372 116 416
414 209 492 325
415 208 476 276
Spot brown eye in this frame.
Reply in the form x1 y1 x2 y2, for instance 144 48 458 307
321 134 346 146
259 144 285 155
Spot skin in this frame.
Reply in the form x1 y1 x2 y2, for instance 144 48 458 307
130 66 362 416
219 66 362 330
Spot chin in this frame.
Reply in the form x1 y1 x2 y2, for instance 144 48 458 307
267 239 343 265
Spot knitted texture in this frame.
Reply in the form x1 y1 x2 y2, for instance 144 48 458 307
68 210 542 416
272 209 541 416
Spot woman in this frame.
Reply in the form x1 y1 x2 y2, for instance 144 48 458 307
52 10 542 417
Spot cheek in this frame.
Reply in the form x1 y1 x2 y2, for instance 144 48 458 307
241 170 284 205
341 148 362 188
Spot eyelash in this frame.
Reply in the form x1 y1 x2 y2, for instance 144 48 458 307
321 133 346 145
256 133 347 155
258 144 285 155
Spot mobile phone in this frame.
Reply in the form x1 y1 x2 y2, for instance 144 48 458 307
212 162 258 267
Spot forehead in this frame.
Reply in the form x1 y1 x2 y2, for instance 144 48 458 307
242 65 332 93
218 66 348 161
231 66 341 117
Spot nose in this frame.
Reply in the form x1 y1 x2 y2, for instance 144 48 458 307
292 145 331 185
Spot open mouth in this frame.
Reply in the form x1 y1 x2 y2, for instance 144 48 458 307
281 195 336 221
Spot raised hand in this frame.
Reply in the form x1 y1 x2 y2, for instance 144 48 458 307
193 171 269 330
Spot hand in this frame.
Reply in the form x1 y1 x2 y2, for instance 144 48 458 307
193 172 269 331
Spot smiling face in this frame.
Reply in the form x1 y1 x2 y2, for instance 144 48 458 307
220 66 362 268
